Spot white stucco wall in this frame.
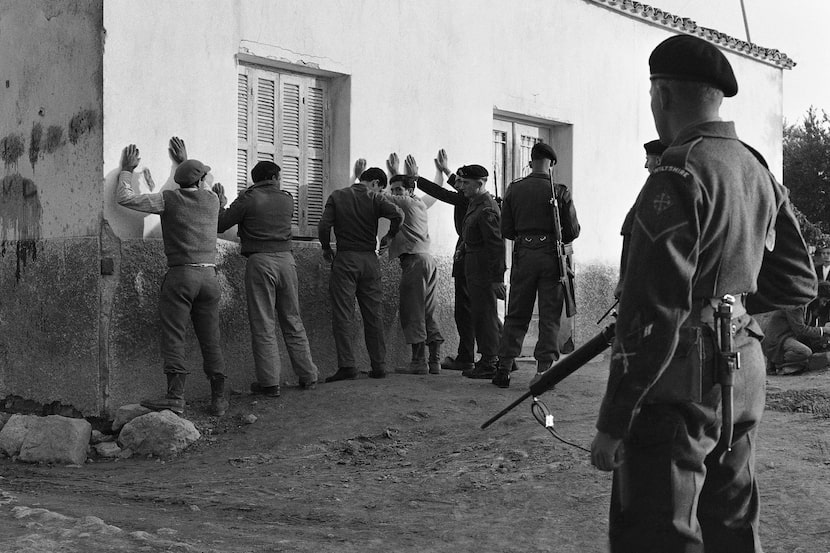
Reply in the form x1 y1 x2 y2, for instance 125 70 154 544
102 0 785 267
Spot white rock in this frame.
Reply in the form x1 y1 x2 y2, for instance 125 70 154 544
112 404 152 432
243 414 257 424
118 411 200 457
18 415 92 465
0 414 41 457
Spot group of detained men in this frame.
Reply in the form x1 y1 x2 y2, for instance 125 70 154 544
114 136 579 419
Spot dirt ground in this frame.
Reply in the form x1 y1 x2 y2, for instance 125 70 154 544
1 358 830 553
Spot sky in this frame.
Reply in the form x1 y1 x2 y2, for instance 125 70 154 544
654 0 830 125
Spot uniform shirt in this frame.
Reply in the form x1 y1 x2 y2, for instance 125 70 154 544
461 192 505 283
386 193 431 259
217 179 293 256
317 183 403 252
116 170 218 266
597 120 817 439
501 172 580 242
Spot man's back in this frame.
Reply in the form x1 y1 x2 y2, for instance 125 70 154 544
318 184 401 252
387 194 430 258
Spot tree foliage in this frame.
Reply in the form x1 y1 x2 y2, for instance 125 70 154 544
784 107 830 244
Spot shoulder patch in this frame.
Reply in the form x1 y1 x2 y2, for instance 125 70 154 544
633 171 696 243
652 164 691 179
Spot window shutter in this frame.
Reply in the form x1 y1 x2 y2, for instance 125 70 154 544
305 84 326 229
237 73 250 192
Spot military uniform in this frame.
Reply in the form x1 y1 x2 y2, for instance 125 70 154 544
416 176 476 366
600 120 816 551
460 190 505 363
497 167 579 372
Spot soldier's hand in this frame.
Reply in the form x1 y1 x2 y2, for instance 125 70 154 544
354 158 367 181
590 431 623 472
120 144 140 172
322 248 335 263
405 155 419 177
434 148 449 175
168 136 188 164
212 182 227 208
378 234 391 257
386 153 400 176
492 282 506 300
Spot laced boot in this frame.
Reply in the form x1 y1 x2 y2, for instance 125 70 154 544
491 358 511 388
326 367 358 383
427 341 442 374
209 375 229 416
466 355 498 379
141 373 187 415
398 343 428 374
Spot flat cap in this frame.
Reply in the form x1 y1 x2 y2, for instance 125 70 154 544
457 164 489 179
643 140 667 156
649 34 738 97
530 142 557 163
174 159 211 186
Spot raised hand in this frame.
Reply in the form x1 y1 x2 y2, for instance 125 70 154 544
405 155 419 177
386 153 400 176
120 144 140 172
434 148 449 175
168 136 188 164
354 158 367 181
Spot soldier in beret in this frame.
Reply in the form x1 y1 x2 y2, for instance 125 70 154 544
454 164 506 379
492 142 580 388
591 34 816 551
643 139 667 174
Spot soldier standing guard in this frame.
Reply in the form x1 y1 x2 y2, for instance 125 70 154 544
493 142 580 388
590 35 816 552
456 165 506 380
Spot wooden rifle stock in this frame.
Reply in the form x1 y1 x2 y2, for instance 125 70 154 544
481 323 616 429
549 168 576 317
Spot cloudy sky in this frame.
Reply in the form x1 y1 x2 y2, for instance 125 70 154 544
655 0 830 124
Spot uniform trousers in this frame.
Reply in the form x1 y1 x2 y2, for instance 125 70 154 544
608 320 764 553
453 259 476 363
399 253 444 345
498 245 564 364
245 252 318 387
159 265 226 378
464 251 501 357
329 250 386 371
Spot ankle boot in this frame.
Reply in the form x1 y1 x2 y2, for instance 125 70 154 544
141 373 187 414
427 341 442 374
398 343 428 374
209 375 229 417
491 358 511 388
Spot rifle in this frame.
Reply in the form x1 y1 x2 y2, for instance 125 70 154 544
481 323 616 430
550 167 577 317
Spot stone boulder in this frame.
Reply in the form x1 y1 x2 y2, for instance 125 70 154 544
0 412 12 430
118 411 200 457
18 415 92 465
93 441 122 459
112 404 152 432
0 414 41 457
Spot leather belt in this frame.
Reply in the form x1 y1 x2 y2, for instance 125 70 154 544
695 294 747 325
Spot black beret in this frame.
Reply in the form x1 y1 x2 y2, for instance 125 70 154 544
530 142 557 163
457 164 489 179
251 161 280 183
649 34 738 97
643 140 667 156
359 167 388 188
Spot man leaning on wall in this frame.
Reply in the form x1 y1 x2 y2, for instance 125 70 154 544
214 161 319 398
115 138 229 417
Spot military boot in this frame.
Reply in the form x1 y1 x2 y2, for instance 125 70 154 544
398 342 428 374
491 357 511 388
209 375 229 417
466 355 498 379
427 341 442 374
141 373 187 415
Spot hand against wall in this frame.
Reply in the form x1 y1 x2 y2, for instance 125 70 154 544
120 144 140 172
169 136 188 164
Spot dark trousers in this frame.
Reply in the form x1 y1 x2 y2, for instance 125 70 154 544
159 266 226 378
464 252 501 357
608 326 765 553
245 252 318 387
329 251 386 371
498 247 564 363
399 253 443 345
454 270 476 363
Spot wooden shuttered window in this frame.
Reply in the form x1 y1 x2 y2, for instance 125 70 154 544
237 66 329 238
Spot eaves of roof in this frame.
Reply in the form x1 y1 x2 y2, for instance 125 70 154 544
587 0 796 69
